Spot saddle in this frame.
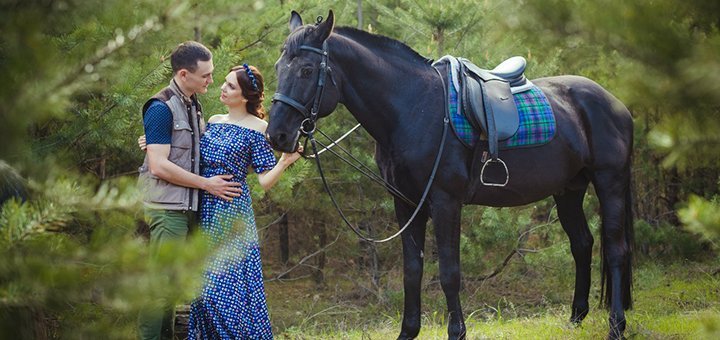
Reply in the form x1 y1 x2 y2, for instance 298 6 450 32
436 55 534 186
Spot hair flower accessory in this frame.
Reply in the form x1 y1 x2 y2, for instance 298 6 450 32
243 63 259 92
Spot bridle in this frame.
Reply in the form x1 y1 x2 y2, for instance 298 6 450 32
271 30 450 243
271 40 331 139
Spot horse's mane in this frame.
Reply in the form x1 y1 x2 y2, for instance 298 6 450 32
334 27 433 65
284 24 433 64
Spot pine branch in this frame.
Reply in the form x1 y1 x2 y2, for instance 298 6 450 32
68 60 165 149
267 233 341 282
463 210 559 283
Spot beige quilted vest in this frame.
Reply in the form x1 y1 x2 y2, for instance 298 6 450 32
138 80 206 211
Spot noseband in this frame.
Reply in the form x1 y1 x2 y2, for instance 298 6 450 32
271 41 331 136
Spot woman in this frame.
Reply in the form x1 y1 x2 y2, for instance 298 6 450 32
189 64 301 339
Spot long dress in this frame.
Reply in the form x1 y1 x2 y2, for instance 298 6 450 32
188 122 277 339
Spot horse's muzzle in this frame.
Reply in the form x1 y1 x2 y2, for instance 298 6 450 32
266 130 301 153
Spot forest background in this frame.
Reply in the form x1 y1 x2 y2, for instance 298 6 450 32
1 0 719 339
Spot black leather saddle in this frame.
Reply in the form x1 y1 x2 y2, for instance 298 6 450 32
459 56 529 143
435 55 533 187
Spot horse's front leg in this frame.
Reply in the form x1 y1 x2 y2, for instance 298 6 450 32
431 193 465 339
396 199 429 340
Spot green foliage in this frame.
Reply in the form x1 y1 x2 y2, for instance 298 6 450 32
634 219 708 261
679 195 720 248
0 172 210 338
519 0 720 169
460 204 534 273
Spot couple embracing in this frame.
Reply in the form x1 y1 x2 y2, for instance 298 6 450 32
137 41 301 339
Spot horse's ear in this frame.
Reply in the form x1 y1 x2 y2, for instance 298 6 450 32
315 10 335 43
289 10 303 32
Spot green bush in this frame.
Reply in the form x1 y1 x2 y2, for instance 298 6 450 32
634 219 709 261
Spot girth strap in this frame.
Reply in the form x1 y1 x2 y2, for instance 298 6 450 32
482 80 500 161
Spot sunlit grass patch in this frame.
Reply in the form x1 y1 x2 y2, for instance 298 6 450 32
267 261 720 339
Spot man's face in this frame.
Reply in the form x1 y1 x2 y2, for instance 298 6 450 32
179 59 214 95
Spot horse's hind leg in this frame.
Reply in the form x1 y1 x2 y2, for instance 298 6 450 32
593 169 633 340
553 182 593 325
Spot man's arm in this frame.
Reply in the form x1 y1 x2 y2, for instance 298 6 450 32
146 144 242 201
142 101 241 201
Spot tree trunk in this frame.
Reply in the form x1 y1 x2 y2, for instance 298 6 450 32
279 213 289 265
99 157 106 180
0 306 51 339
666 167 681 226
433 27 445 56
194 9 201 42
313 224 327 285
357 0 363 29
357 219 380 285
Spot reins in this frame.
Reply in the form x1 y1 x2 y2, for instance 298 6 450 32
306 111 448 243
304 123 361 158
272 29 450 243
309 127 417 208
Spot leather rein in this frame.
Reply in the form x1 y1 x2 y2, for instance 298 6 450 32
272 39 450 243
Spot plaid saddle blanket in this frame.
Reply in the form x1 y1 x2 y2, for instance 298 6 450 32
447 71 556 149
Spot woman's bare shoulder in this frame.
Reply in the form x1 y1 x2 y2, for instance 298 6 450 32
248 116 268 133
207 114 227 124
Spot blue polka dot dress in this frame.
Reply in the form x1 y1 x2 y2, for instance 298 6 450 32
188 123 277 340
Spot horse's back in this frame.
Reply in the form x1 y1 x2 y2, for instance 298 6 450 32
461 75 634 206
533 75 633 170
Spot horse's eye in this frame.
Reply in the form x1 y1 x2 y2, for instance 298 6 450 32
301 68 313 78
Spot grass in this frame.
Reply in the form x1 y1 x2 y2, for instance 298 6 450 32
264 259 720 339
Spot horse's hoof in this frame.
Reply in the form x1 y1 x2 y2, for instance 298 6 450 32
570 305 589 325
398 324 419 339
607 326 626 340
448 325 466 340
449 331 466 340
570 313 587 326
607 315 626 340
397 330 418 340
607 333 626 340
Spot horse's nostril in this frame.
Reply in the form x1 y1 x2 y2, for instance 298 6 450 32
266 133 287 150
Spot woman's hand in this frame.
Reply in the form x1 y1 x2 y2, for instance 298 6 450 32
278 144 304 166
138 135 147 151
257 144 304 191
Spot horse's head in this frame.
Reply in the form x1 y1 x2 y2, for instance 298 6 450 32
266 10 340 153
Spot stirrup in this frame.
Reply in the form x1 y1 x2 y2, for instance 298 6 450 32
480 158 509 187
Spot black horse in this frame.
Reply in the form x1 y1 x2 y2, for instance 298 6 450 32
267 11 634 340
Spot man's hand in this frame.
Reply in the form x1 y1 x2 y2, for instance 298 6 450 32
203 174 243 201
146 144 242 200
138 135 147 151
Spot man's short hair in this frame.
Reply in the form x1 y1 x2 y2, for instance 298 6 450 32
170 41 212 74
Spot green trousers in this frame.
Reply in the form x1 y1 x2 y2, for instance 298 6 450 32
137 208 196 340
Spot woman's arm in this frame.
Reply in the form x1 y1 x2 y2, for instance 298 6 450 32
256 146 303 191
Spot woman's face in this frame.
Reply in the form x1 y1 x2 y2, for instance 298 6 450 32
220 71 246 107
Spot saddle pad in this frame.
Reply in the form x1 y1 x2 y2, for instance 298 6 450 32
447 72 556 149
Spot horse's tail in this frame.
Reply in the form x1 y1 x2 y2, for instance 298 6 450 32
600 168 634 310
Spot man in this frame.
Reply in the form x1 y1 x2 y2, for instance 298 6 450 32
137 41 241 340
